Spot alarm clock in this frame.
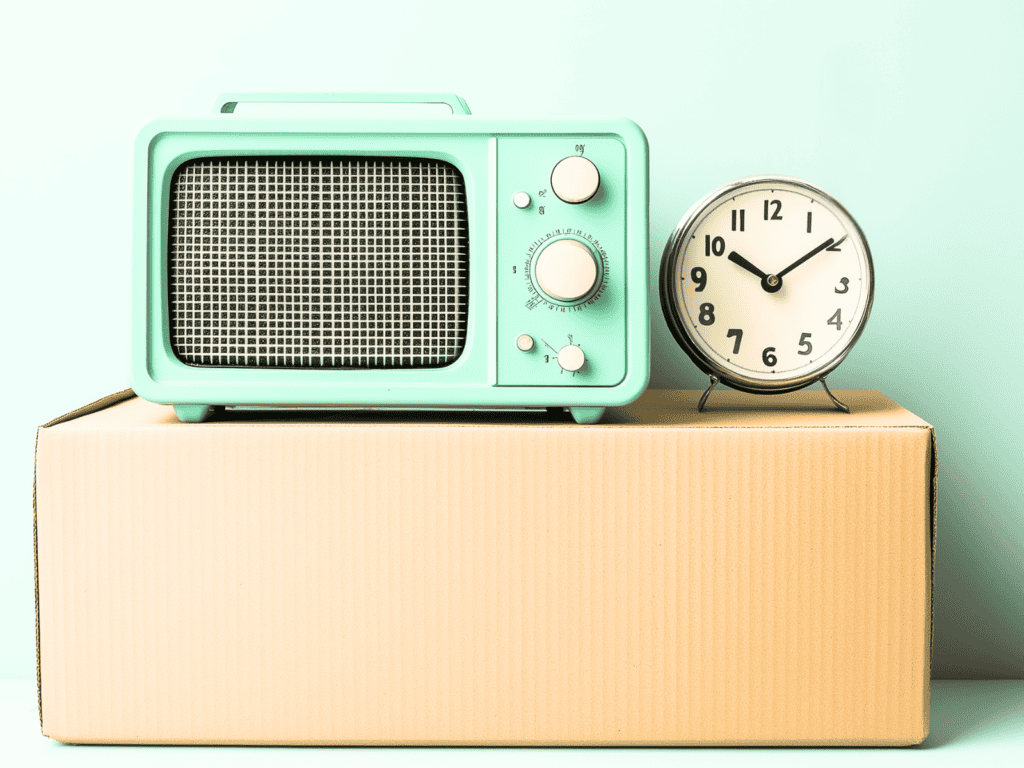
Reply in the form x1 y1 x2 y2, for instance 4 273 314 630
660 176 874 412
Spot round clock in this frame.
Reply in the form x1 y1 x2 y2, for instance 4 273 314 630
659 176 874 412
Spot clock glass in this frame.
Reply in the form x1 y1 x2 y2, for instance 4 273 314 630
661 176 873 393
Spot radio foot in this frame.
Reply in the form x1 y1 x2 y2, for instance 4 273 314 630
173 404 216 423
568 406 605 425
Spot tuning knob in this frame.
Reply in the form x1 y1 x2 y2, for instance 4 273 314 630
535 238 599 303
557 344 586 372
551 156 600 204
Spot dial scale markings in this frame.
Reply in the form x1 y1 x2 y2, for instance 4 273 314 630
524 228 609 312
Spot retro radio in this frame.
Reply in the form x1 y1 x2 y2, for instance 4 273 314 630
132 93 649 424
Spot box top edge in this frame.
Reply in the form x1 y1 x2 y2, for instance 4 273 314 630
39 389 137 430
43 390 934 431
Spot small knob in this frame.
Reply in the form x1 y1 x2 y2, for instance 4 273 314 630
516 333 535 351
557 344 586 372
550 156 600 204
512 191 531 209
535 238 599 303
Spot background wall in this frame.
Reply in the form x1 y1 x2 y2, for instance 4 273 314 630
1 0 1020 679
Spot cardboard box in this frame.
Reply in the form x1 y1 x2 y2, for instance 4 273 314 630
34 389 935 745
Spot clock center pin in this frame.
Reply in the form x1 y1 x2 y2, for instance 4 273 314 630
761 273 783 293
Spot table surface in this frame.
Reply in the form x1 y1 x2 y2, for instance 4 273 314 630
3 680 1020 764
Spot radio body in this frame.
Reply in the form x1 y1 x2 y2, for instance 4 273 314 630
132 94 649 424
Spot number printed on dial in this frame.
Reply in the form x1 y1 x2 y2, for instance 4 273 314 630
672 179 872 386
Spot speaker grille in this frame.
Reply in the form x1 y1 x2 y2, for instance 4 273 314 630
168 156 469 368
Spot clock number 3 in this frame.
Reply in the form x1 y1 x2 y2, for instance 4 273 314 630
835 277 850 294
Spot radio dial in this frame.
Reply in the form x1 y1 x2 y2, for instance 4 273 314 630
557 344 586 372
551 156 600 204
534 238 599 303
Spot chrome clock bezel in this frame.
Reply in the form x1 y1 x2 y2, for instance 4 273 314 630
659 175 875 395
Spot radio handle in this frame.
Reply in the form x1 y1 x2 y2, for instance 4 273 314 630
214 92 472 115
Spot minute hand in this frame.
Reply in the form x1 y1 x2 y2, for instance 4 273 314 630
775 238 835 280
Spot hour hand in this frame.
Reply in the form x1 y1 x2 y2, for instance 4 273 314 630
727 251 768 280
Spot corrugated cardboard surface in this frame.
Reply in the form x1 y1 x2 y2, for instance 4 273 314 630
34 390 935 746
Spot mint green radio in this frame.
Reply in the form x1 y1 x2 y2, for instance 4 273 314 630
132 94 649 424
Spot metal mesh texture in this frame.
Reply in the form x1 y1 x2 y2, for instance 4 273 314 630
168 156 469 368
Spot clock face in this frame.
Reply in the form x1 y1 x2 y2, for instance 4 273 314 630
661 177 873 392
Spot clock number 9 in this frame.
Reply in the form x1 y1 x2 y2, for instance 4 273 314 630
699 303 715 325
690 267 707 292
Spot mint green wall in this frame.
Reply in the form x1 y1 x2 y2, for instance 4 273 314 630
1 0 1020 679
639 4 1024 676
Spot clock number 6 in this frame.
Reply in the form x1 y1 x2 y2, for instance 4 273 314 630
762 347 777 367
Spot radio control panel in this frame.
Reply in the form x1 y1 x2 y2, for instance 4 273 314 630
496 137 629 387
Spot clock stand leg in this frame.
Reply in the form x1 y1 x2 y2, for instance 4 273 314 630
697 375 719 413
820 378 850 414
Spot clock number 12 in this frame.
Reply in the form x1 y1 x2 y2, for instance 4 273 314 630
764 199 783 220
